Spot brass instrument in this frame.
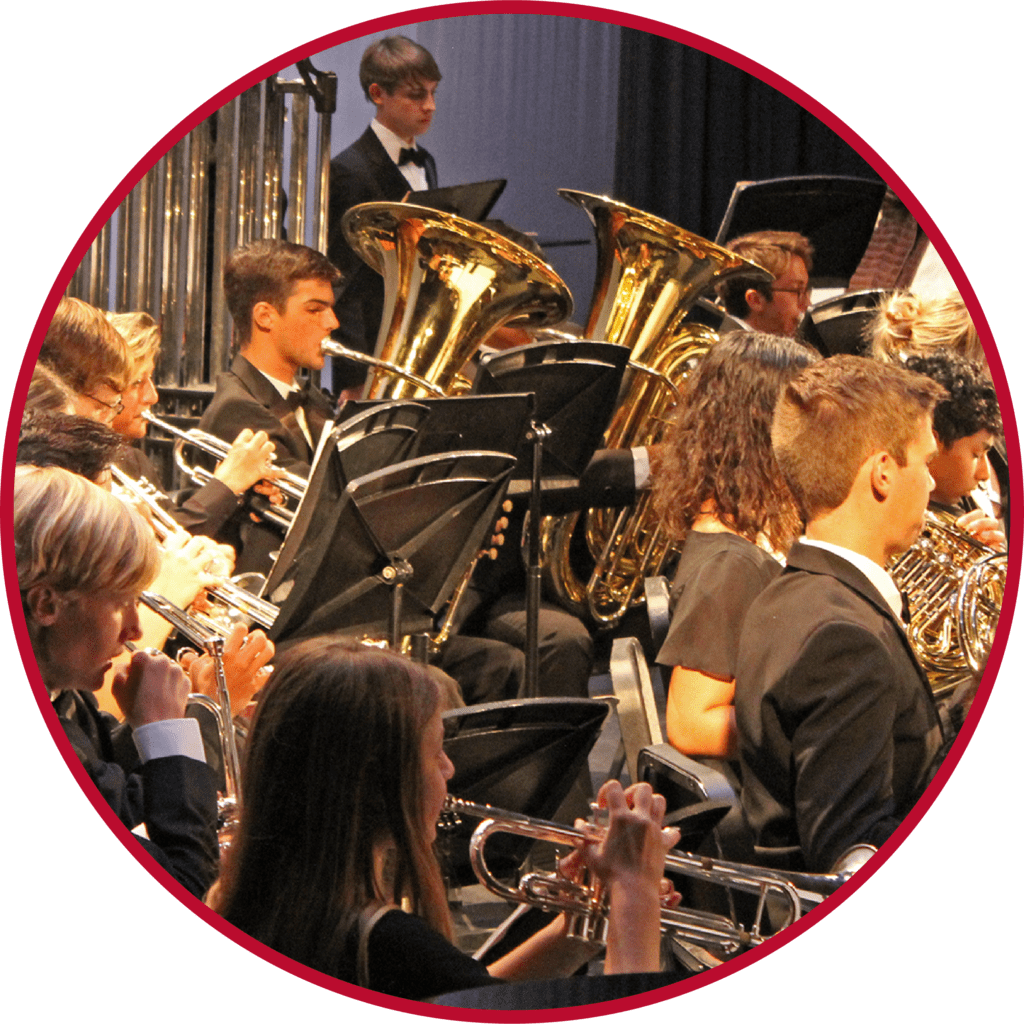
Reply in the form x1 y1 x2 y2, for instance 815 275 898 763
330 201 573 400
139 591 242 846
538 190 772 626
446 796 873 955
111 465 280 633
141 410 303 530
890 508 1006 695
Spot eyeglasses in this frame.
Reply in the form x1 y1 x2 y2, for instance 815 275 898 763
84 391 124 414
771 285 811 300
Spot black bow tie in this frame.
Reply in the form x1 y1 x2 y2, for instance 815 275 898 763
285 383 311 411
398 146 427 168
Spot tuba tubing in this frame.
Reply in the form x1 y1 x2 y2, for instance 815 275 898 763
537 190 773 627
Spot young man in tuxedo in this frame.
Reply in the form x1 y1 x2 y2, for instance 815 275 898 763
327 36 441 395
734 356 963 873
200 239 340 574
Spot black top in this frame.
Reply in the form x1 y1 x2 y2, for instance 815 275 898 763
656 531 781 679
356 909 500 1001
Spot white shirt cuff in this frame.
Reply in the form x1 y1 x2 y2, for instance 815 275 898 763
133 718 207 765
631 446 651 490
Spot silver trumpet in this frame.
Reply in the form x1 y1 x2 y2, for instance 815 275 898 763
139 591 243 846
141 409 305 529
111 465 280 632
445 797 874 955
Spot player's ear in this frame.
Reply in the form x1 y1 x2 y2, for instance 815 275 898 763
252 300 278 334
24 584 62 627
745 287 767 314
869 450 894 502
368 82 385 107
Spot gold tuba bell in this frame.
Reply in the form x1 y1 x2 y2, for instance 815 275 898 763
539 190 772 627
324 202 573 400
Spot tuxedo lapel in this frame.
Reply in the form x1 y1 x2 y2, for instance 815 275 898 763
785 541 936 702
354 127 415 199
230 354 312 459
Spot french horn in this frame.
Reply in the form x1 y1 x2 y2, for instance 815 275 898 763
890 507 1005 695
538 190 771 627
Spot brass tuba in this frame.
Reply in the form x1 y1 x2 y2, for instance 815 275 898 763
539 190 771 626
890 508 1005 696
324 201 573 399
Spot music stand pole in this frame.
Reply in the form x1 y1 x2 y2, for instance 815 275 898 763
523 421 552 698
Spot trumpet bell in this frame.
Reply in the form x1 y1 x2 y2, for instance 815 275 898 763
342 202 573 400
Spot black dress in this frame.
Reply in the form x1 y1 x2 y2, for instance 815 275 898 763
656 531 781 678
352 908 501 1001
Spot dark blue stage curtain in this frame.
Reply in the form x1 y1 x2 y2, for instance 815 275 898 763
614 28 883 240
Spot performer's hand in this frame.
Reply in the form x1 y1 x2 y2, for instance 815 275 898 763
215 428 282 495
957 509 1006 551
179 623 274 716
574 780 679 890
112 649 190 727
152 533 221 608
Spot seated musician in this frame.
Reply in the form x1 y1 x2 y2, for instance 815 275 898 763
201 238 521 706
199 239 341 575
106 310 281 540
715 231 814 339
14 464 220 898
650 334 816 763
901 350 1003 547
870 290 1006 528
734 357 959 873
210 640 679 1000
38 296 131 425
17 414 274 720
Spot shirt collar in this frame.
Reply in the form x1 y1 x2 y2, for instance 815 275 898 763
798 537 905 621
371 118 416 164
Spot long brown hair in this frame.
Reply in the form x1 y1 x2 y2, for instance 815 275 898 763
651 332 817 551
212 639 448 978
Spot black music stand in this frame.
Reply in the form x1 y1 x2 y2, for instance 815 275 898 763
715 175 887 288
262 400 431 599
340 393 536 466
473 341 630 483
266 450 516 647
472 341 629 695
796 288 886 358
441 697 609 880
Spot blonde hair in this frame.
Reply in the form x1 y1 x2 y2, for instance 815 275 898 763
870 291 983 363
106 311 162 378
39 296 132 394
14 465 158 596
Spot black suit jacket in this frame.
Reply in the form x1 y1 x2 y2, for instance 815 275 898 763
54 690 220 898
734 542 945 872
199 354 334 573
327 126 438 388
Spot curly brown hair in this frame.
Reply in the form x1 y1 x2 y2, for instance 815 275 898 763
651 332 818 551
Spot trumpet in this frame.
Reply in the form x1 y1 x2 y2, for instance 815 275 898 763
141 410 304 529
445 797 874 955
139 591 243 845
111 465 280 632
